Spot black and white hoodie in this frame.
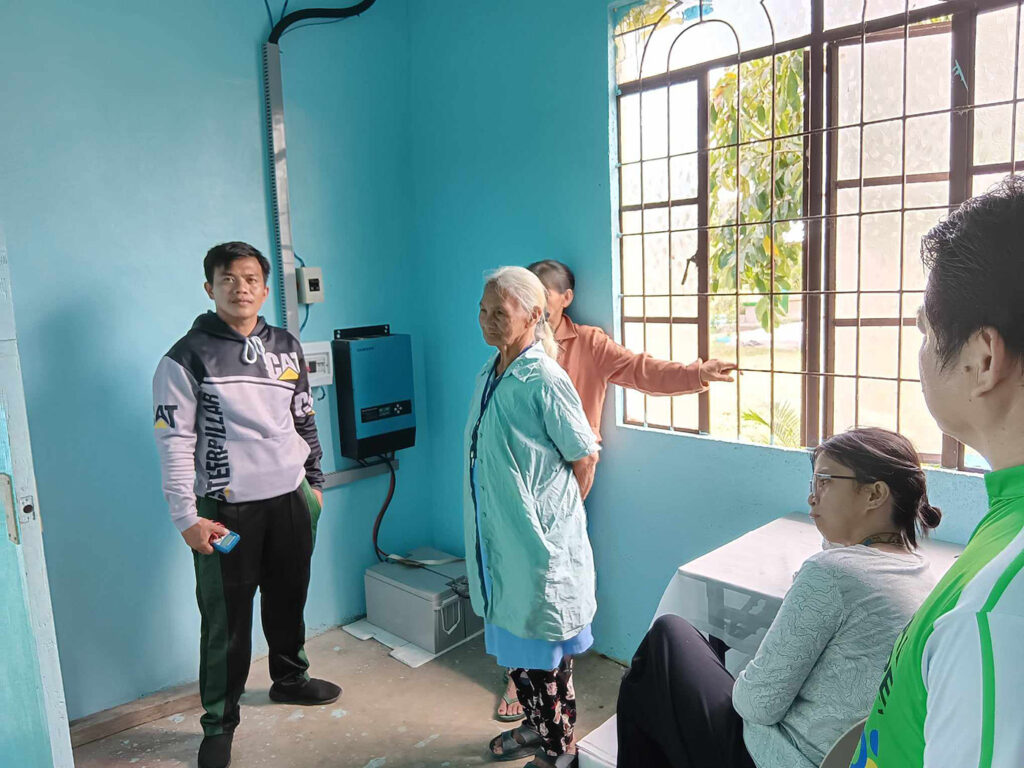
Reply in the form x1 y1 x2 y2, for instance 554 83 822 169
152 311 324 532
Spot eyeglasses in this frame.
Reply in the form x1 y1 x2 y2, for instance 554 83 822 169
809 472 860 499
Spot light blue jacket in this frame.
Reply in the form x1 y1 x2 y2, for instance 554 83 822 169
463 344 601 641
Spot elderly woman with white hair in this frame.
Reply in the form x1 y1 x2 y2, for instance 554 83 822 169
466 266 600 768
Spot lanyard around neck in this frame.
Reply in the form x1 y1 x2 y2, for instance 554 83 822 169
480 344 534 416
472 345 534 464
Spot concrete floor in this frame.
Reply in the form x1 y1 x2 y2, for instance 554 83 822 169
73 627 625 768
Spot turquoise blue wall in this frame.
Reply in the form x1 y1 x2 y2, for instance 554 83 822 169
0 0 431 720
406 0 991 662
0 0 993 723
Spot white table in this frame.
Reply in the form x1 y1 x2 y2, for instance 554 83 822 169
579 514 964 768
653 513 963 661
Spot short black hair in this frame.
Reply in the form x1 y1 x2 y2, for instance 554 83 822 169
921 175 1024 367
204 242 271 284
527 259 575 293
813 427 941 549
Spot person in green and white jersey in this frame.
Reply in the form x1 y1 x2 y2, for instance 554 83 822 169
852 176 1024 767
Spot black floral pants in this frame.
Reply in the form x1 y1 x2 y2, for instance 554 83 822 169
510 657 577 756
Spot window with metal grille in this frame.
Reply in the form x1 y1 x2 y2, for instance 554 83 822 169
613 0 1024 470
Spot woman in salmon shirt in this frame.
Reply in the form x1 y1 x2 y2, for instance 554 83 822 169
492 259 736 722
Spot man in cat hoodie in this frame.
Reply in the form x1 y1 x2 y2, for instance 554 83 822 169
153 241 338 768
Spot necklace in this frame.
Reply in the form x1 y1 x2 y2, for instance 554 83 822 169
860 531 905 548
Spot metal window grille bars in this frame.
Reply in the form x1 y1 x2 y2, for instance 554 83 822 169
614 0 1024 470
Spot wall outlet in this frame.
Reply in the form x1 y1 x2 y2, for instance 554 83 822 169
297 266 324 304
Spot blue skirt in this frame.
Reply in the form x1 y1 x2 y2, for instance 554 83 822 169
484 620 593 670
473 470 593 670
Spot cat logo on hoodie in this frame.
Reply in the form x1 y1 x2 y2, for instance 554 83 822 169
263 351 302 382
154 404 178 429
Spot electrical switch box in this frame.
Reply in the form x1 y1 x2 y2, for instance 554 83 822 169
296 266 324 304
301 341 333 387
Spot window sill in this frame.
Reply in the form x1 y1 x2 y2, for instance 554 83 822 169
615 420 989 478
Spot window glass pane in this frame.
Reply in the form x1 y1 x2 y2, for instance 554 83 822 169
622 296 643 317
907 24 951 115
643 18 739 77
903 212 938 289
643 158 669 203
640 87 668 160
738 371 773 444
974 105 1014 167
621 209 642 235
624 388 645 424
863 38 905 123
614 28 642 84
621 162 641 206
619 93 641 164
671 204 698 231
904 180 947 210
973 172 1008 196
669 81 699 156
862 119 904 179
774 310 804 375
709 150 738 225
739 371 803 447
763 0 811 44
825 0 953 32
710 375 739 438
708 66 738 148
860 213 902 293
837 127 862 181
622 235 643 295
837 45 862 126
834 212 860 317
976 7 1021 106
900 322 923 380
861 184 901 214
899 383 944 458
860 292 901 320
858 379 899 432
859 325 900 380
643 206 669 233
771 373 805 447
834 326 858 377
905 114 948 176
670 155 698 199
671 323 700 430
709 296 740 435
831 375 857 434
623 322 646 424
825 1 862 32
644 233 670 296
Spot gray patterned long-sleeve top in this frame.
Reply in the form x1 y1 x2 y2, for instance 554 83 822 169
732 546 936 768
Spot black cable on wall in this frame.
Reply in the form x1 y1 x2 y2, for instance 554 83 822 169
268 0 377 43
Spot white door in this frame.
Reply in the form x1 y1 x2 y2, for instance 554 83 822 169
0 235 73 767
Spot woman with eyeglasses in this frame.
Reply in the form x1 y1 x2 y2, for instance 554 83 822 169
615 427 942 768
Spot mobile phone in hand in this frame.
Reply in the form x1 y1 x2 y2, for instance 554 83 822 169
211 530 240 554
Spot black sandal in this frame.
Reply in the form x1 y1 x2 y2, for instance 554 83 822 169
488 726 542 762
524 749 579 768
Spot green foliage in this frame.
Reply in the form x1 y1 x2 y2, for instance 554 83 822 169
709 53 805 332
741 401 802 447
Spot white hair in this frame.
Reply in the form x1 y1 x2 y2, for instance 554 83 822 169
484 266 558 359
